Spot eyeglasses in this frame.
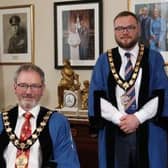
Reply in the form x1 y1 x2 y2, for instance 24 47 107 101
16 83 43 91
114 25 136 33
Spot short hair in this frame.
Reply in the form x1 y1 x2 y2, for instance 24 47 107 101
114 11 139 24
9 15 21 25
14 64 45 84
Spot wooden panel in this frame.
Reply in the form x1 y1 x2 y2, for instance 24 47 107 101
69 119 98 168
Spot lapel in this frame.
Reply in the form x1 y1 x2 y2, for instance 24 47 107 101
37 106 53 167
0 106 18 168
108 47 122 107
138 47 150 109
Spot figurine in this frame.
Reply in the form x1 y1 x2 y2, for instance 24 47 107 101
80 80 89 110
56 59 81 108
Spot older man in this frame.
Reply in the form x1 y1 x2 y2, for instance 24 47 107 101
0 64 80 168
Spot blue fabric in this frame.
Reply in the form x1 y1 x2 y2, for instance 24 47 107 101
150 17 166 52
49 112 80 168
88 48 168 168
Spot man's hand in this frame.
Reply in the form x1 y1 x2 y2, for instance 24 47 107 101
119 114 140 134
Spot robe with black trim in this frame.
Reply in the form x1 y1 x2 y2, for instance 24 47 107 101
88 47 168 168
0 106 80 168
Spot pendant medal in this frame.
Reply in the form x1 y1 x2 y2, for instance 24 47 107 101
121 94 130 108
15 153 28 168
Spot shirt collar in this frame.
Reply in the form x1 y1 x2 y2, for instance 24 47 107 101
18 105 40 119
118 43 139 59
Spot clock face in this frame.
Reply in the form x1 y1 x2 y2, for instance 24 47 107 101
64 93 76 107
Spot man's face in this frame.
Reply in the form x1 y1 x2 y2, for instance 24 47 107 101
14 70 45 111
11 25 19 35
114 15 140 50
143 8 149 16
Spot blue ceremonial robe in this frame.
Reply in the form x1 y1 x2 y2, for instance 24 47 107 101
88 47 168 168
0 106 80 168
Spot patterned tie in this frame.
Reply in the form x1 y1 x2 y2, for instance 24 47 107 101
124 52 136 113
15 112 32 168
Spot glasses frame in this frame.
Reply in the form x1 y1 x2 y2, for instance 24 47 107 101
16 83 43 91
114 25 136 33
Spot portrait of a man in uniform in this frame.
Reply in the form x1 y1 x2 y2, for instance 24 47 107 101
8 15 27 53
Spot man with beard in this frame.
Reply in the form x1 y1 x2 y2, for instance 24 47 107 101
0 64 80 168
88 11 168 168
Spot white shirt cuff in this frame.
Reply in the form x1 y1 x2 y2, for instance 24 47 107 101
134 97 158 123
100 98 124 125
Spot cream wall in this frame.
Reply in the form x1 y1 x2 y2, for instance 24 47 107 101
0 0 127 110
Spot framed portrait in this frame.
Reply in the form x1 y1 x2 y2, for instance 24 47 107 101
128 0 168 63
54 0 103 69
0 4 34 65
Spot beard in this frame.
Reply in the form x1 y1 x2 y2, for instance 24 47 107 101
18 94 39 110
20 99 37 110
115 35 139 49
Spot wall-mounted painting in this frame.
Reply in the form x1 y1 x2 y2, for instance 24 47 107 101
0 4 34 64
54 0 103 69
128 0 168 63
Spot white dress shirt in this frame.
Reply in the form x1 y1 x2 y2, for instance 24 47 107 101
101 43 158 124
4 105 42 168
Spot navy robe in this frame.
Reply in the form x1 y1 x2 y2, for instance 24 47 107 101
88 47 168 168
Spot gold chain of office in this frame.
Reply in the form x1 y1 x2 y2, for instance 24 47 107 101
2 110 53 150
107 44 144 91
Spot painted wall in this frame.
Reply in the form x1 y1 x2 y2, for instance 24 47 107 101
0 0 127 110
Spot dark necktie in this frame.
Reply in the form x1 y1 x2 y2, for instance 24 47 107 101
15 112 32 168
124 52 136 113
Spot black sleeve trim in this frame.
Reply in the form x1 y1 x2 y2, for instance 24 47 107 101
151 89 168 129
89 90 106 134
